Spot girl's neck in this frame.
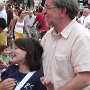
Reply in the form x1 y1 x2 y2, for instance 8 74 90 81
19 65 30 74
18 16 24 21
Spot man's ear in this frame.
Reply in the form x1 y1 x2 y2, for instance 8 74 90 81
59 8 67 17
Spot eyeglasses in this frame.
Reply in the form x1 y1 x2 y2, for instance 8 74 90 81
44 4 57 9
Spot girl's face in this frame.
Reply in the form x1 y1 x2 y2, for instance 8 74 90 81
20 11 26 18
2 48 8 56
12 44 27 65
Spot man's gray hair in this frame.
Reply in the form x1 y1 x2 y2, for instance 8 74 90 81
53 0 79 19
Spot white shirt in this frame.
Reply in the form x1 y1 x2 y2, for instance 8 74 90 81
24 15 36 27
14 20 24 33
79 15 90 27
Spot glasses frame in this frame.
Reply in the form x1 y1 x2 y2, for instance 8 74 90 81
44 4 57 9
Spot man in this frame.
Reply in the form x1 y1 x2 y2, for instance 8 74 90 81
32 6 48 40
78 7 90 30
24 10 36 38
41 0 90 90
5 3 13 28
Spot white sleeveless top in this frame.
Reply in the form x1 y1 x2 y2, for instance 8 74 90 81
14 20 24 34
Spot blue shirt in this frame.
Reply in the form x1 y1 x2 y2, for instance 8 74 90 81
1 65 47 90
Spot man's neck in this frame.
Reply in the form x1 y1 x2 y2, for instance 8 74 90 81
55 17 71 33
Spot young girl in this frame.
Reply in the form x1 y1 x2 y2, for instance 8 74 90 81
1 37 47 90
0 45 12 68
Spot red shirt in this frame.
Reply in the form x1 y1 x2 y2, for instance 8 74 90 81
35 13 48 31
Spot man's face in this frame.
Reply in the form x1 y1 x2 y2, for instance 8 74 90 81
83 8 90 17
43 0 60 27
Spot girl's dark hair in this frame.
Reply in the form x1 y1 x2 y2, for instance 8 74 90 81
18 10 23 16
0 45 8 53
14 37 43 71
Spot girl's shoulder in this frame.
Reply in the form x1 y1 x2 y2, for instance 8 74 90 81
32 70 44 80
4 64 19 73
1 64 19 80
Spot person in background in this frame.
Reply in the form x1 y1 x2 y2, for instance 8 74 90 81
0 3 8 45
5 3 13 28
0 18 7 45
10 9 31 39
0 18 7 65
78 7 90 30
0 17 14 90
24 10 36 38
1 37 47 90
40 0 90 90
5 3 14 48
32 6 48 40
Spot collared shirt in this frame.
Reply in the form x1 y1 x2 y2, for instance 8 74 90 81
24 15 36 27
79 15 90 27
41 18 90 90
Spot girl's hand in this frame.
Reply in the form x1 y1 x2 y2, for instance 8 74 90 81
0 78 15 90
40 77 54 90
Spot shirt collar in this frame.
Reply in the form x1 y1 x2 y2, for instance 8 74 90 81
51 18 77 39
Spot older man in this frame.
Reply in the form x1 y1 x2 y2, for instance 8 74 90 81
41 0 90 90
78 7 90 30
24 10 36 38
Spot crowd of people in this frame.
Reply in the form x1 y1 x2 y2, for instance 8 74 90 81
0 0 90 90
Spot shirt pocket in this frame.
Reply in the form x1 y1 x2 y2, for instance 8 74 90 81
55 54 68 63
55 54 69 70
